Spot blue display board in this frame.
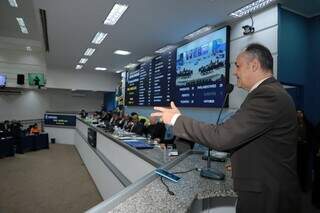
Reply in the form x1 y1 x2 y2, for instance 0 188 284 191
125 26 230 107
0 73 6 87
44 114 76 127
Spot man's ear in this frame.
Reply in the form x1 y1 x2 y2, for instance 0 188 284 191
250 58 260 72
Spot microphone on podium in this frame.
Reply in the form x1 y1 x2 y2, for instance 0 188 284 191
200 83 234 180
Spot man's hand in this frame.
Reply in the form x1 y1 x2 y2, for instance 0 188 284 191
151 102 181 125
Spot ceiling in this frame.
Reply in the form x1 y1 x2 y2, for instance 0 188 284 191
0 0 319 73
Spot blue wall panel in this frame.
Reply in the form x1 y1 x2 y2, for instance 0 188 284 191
278 7 309 85
104 92 116 112
278 7 320 124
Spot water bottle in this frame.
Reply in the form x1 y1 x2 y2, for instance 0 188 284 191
163 145 167 162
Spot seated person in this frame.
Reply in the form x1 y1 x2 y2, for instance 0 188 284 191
93 111 100 119
10 121 23 137
109 112 121 126
117 114 129 129
100 111 112 122
124 117 134 131
79 109 88 119
30 123 41 135
146 116 166 143
130 116 145 136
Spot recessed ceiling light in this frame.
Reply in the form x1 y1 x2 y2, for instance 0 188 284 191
75 65 83 70
8 0 18 7
184 25 212 40
79 58 88 64
91 32 107 44
229 0 275 18
155 45 176 54
124 63 138 69
84 48 95 56
16 17 28 34
114 50 131 55
26 46 32 51
138 56 154 63
95 67 107 71
115 70 124 73
104 3 128 25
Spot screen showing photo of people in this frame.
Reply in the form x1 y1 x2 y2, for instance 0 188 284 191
174 27 230 107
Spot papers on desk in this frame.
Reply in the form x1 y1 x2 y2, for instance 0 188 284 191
211 151 228 158
124 140 153 149
116 136 133 140
116 136 146 140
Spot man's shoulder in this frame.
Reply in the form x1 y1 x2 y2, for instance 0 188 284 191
254 79 285 97
253 80 295 109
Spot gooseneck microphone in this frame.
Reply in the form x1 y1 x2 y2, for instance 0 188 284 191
200 83 234 180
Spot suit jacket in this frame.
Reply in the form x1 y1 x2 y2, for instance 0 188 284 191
147 122 166 142
173 77 300 212
131 122 145 136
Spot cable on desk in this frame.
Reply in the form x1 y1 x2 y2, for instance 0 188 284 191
159 168 199 196
172 167 199 174
160 177 175 195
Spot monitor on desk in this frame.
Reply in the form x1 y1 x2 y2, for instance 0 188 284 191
0 73 6 87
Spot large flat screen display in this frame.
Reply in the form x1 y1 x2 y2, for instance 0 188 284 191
44 114 76 127
0 73 6 87
125 50 176 106
124 26 230 107
174 26 230 107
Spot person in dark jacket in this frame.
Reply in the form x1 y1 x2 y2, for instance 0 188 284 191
130 116 145 136
146 116 166 143
152 43 301 213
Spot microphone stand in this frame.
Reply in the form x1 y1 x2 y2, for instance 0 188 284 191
200 89 231 180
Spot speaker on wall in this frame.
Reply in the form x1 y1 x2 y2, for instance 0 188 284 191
17 74 25 85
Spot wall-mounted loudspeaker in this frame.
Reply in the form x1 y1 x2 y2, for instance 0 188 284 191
17 74 25 85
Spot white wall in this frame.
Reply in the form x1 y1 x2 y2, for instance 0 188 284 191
0 88 104 121
46 68 120 91
228 6 278 108
44 127 75 145
74 129 125 200
0 37 46 88
0 37 120 91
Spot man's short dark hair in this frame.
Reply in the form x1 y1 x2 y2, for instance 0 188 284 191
244 43 273 73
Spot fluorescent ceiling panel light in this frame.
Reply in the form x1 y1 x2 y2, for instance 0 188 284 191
138 56 154 63
84 48 95 56
104 3 128 25
184 26 212 40
16 17 28 34
91 32 107 44
115 70 124 73
95 67 107 71
26 46 32 51
114 50 131 55
229 0 275 18
75 65 83 70
155 45 176 54
79 58 88 64
8 0 18 7
124 63 138 69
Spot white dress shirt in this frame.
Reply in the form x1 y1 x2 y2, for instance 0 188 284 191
248 76 271 93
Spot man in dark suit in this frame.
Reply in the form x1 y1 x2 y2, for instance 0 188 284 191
146 116 166 143
152 43 301 213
